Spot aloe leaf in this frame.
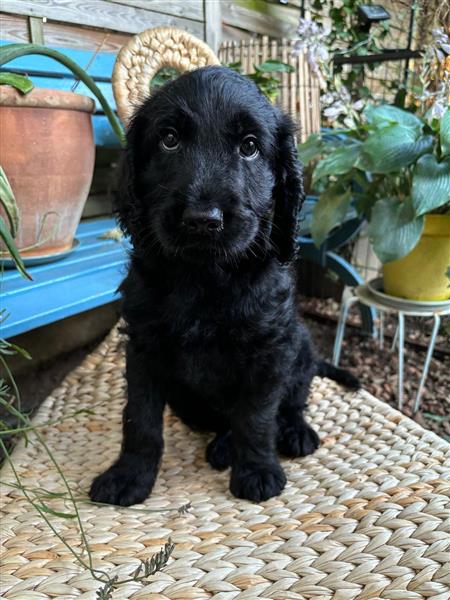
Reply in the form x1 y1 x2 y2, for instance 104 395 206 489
0 43 125 146
0 215 32 280
0 72 34 94
0 167 19 237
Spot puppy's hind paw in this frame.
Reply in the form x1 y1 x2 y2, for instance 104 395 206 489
89 458 157 507
277 422 320 458
230 463 286 502
206 431 232 470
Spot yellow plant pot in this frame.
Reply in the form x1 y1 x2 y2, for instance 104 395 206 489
383 214 450 301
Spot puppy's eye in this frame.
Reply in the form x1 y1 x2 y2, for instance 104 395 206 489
239 135 259 159
160 129 180 151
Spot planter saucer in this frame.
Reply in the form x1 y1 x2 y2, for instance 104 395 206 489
367 277 450 311
1 238 80 269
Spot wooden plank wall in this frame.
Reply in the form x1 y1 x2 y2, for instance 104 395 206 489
0 0 225 50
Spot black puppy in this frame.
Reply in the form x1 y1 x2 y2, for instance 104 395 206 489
90 66 358 506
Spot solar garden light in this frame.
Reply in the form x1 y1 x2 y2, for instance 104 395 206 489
357 4 390 32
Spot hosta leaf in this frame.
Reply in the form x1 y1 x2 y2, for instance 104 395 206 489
313 142 362 183
368 197 424 263
412 154 450 216
297 133 323 165
359 124 433 173
440 108 450 156
310 185 352 247
364 104 423 135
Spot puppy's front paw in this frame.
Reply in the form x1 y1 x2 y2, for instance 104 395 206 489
206 431 232 470
230 463 286 501
278 421 320 458
89 458 157 506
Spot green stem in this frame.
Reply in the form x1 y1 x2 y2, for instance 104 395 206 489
0 437 108 581
0 397 107 580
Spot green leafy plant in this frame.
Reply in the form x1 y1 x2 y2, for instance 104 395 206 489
150 66 181 91
299 104 450 263
306 0 391 100
227 59 294 102
147 60 294 103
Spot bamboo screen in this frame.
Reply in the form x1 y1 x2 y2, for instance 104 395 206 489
219 36 321 143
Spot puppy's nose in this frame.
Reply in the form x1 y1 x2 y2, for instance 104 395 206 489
182 207 223 234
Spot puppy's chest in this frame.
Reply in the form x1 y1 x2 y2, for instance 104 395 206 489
147 287 284 376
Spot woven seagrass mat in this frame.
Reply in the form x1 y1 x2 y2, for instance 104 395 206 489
1 326 449 600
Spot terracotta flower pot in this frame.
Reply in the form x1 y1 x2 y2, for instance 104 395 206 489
0 86 96 259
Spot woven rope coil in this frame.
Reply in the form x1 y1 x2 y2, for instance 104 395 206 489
1 327 449 599
112 27 221 125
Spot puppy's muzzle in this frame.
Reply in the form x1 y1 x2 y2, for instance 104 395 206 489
182 207 224 235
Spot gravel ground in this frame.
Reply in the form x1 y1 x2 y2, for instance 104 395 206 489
301 296 450 442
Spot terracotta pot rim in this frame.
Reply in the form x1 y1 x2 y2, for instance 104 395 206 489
0 85 96 113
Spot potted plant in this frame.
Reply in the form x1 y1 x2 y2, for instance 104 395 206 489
297 28 450 302
0 44 124 263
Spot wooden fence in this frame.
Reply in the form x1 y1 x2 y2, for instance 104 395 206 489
219 36 321 143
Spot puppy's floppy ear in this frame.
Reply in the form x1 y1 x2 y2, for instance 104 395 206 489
115 147 136 241
114 111 146 244
270 113 305 263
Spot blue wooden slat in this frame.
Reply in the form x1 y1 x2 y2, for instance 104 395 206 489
93 115 122 147
0 41 117 79
1 224 123 287
1 219 129 338
3 248 128 295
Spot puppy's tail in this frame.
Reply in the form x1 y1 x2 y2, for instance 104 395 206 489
316 360 360 390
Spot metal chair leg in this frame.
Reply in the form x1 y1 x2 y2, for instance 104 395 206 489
333 294 358 366
413 315 441 414
379 311 384 350
397 312 405 411
391 325 398 352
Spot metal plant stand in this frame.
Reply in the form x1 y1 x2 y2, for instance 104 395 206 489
333 283 450 413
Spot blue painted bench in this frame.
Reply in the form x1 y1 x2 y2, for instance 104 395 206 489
1 218 128 338
1 211 373 339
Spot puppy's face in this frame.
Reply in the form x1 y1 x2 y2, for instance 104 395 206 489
120 67 302 264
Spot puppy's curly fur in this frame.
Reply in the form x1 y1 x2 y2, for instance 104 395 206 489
90 67 358 506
